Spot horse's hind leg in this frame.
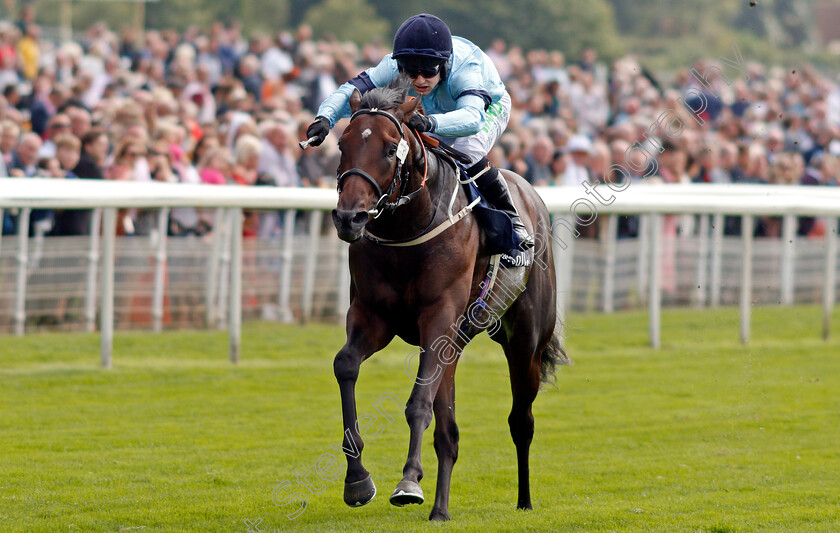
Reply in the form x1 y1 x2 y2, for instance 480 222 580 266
499 329 544 510
334 305 394 507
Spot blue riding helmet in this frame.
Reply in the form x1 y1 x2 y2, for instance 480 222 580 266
392 14 452 79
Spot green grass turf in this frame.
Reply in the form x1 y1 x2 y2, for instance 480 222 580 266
1 305 839 532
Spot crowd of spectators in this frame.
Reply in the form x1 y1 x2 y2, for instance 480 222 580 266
2 8 839 241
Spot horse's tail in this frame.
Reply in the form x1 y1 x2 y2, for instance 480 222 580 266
539 317 571 386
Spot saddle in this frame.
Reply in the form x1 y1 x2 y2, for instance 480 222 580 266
417 132 473 165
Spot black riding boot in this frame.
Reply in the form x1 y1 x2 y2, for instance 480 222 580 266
469 158 535 250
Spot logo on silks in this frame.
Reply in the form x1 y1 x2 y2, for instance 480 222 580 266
499 249 532 269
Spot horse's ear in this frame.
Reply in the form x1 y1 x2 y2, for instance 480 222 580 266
396 96 422 123
349 89 362 114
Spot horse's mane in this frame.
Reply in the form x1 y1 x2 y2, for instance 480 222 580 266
360 74 412 111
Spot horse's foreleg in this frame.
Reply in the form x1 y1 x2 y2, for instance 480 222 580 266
390 309 464 510
334 307 393 507
429 366 459 521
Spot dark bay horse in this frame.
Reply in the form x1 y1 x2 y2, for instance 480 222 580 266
329 78 567 521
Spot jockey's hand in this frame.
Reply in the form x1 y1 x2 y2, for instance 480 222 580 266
306 116 331 147
408 113 436 133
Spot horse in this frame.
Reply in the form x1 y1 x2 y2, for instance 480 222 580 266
328 77 567 521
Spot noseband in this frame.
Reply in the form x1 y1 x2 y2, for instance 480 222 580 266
336 108 424 218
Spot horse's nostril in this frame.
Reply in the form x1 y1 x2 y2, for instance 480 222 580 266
332 209 367 234
352 211 369 225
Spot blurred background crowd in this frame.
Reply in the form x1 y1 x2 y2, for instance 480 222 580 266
2 2 839 241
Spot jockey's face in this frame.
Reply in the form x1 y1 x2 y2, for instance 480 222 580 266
409 71 441 96
398 57 443 96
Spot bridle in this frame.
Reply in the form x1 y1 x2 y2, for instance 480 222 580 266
336 108 427 219
336 105 477 249
343 110 479 248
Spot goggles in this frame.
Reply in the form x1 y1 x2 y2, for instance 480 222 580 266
397 59 442 79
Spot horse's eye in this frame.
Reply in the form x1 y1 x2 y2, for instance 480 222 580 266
387 145 397 157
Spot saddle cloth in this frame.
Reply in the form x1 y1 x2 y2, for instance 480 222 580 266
461 178 532 269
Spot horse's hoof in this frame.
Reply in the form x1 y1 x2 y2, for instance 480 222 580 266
389 479 424 506
429 509 450 521
343 475 376 507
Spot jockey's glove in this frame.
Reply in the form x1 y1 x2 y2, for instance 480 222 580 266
306 116 331 147
408 113 436 133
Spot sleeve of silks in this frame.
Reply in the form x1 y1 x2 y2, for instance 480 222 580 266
316 55 400 127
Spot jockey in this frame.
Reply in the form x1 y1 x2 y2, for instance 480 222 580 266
306 13 534 250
